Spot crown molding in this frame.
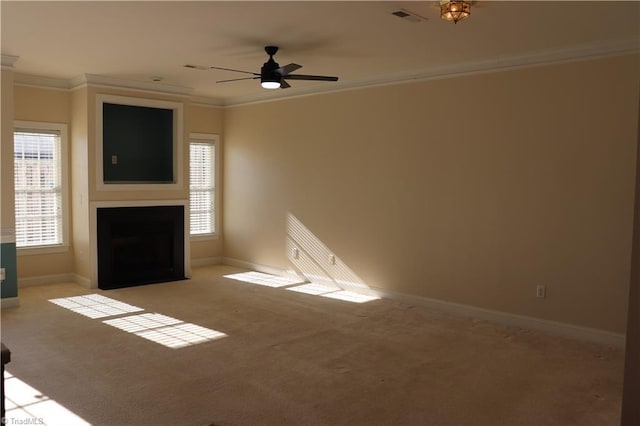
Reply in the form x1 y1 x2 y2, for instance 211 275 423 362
189 96 225 108
8 37 639 107
375 37 639 85
14 73 70 90
1 54 19 69
71 74 195 97
14 72 199 98
223 37 640 107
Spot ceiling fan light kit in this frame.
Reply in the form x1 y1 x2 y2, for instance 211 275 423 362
440 0 471 24
261 80 281 89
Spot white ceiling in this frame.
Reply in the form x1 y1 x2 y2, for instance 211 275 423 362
2 1 639 106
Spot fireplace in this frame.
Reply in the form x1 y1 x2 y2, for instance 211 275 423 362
97 205 186 289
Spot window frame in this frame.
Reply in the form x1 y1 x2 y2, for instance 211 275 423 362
188 133 219 240
13 121 70 255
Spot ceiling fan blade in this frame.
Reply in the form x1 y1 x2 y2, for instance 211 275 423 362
285 74 339 82
280 80 291 89
216 76 260 83
208 66 259 76
276 63 302 76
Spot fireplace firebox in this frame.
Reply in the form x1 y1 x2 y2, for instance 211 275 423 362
97 205 185 289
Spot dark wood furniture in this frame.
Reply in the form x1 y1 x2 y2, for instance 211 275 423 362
1 342 10 423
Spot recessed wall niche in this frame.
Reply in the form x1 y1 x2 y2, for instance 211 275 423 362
96 94 183 191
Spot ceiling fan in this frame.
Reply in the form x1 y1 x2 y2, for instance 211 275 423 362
185 46 339 90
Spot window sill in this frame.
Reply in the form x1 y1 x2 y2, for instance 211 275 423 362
190 233 219 242
17 244 70 256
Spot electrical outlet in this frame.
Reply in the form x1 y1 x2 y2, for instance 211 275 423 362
536 285 546 299
0 268 5 281
291 247 299 260
111 155 118 165
329 254 336 265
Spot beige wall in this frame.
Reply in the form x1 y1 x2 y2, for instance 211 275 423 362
1 67 19 300
1 69 15 233
621 89 640 426
70 87 90 279
14 86 70 123
224 54 640 333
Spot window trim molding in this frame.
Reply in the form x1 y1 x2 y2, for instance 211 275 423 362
189 132 219 240
14 120 70 254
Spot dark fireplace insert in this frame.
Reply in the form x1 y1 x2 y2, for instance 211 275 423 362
97 205 186 290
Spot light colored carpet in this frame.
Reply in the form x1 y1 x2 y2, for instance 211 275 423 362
1 265 624 426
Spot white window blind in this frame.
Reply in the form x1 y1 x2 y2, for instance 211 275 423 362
189 140 215 235
14 129 63 247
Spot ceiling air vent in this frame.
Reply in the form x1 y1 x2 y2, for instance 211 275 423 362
391 9 427 23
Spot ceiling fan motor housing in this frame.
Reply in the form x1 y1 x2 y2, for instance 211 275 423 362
261 57 281 85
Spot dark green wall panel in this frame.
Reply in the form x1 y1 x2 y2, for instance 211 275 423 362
103 103 174 183
0 242 18 298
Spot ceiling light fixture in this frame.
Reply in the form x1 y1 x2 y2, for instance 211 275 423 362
440 0 471 24
260 75 281 89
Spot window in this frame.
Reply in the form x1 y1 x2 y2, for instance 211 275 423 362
14 122 68 249
189 134 217 236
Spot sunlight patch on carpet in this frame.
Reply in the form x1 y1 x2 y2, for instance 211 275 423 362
226 270 380 304
104 313 227 348
49 294 228 349
286 283 379 303
321 290 379 303
224 271 305 288
49 294 144 319
286 282 340 295
4 370 90 426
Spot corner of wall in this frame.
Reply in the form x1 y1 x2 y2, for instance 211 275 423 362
1 66 18 301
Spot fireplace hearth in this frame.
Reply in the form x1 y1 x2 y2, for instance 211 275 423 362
97 205 186 289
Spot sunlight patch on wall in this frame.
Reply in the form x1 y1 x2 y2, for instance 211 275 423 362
4 370 90 426
286 213 378 300
224 271 305 288
49 294 143 319
103 313 226 349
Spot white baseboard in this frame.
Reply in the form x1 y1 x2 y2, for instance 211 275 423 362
373 288 626 348
18 273 77 287
74 274 92 288
191 256 223 268
222 257 305 281
221 258 625 348
1 297 20 309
